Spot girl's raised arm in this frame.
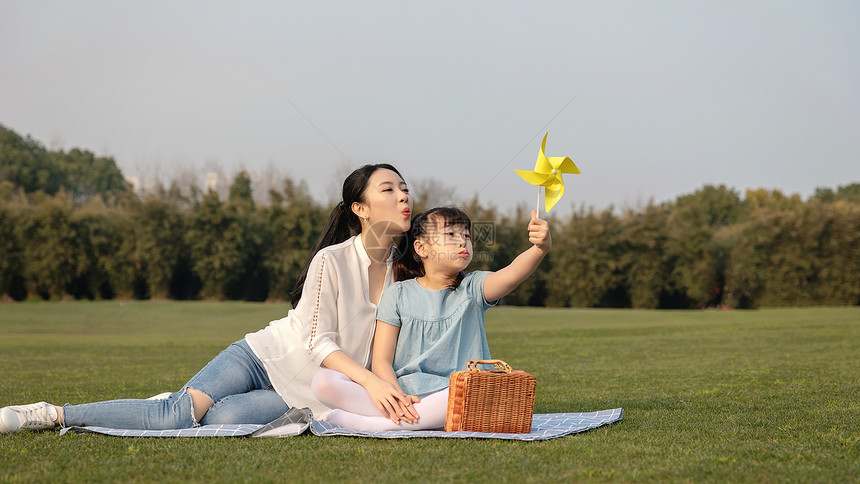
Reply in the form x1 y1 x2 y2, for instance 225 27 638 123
483 210 552 302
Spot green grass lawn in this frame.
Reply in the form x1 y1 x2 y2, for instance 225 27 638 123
1 302 858 483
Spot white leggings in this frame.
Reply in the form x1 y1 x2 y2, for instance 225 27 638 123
311 369 448 431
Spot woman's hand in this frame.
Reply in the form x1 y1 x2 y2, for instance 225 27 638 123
363 376 421 424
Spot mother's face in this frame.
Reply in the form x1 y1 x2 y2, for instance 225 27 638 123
354 168 414 237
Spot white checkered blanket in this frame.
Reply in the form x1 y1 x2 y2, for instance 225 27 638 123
60 407 623 441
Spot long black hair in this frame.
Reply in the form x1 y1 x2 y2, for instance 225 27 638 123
394 206 472 290
291 163 405 307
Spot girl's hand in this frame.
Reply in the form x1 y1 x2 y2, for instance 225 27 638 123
364 376 421 424
529 210 552 252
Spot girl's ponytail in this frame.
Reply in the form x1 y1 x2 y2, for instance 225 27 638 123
393 232 424 282
290 164 405 308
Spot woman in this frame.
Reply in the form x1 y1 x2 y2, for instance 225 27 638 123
0 164 418 434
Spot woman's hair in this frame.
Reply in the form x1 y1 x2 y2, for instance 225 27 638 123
394 206 472 290
291 163 405 307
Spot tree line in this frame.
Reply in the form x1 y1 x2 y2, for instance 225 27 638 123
1 124 859 308
0 125 128 204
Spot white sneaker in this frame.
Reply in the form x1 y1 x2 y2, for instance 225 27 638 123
146 392 172 400
0 402 59 434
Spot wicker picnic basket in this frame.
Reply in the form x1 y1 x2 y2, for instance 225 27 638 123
444 359 536 433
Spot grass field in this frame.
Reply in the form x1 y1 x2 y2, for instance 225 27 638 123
1 302 858 483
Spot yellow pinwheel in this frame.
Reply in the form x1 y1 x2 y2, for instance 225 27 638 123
515 132 580 212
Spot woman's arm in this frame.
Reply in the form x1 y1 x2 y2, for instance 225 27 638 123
483 210 552 302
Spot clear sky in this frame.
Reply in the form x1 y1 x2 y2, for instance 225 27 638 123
2 1 858 213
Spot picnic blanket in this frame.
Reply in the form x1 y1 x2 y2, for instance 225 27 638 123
60 407 623 441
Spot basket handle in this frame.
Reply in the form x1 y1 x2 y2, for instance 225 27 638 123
467 359 513 373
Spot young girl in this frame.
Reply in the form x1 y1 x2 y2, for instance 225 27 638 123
1 164 418 434
311 206 551 430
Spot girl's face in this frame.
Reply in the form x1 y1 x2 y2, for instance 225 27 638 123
415 217 473 275
355 168 413 236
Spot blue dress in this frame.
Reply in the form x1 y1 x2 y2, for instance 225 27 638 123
375 271 497 396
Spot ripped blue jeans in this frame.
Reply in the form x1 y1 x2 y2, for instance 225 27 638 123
62 339 290 430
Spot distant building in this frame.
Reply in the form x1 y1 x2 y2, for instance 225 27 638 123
205 172 220 192
125 175 141 195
